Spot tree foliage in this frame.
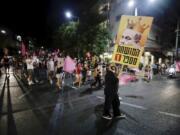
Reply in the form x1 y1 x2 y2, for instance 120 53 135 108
53 13 110 57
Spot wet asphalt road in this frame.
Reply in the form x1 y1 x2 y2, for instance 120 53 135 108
0 72 180 135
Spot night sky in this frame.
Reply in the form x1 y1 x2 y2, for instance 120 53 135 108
0 0 82 42
0 0 179 44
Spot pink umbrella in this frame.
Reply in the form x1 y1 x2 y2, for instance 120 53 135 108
63 56 76 73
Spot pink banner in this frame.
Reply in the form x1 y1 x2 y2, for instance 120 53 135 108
119 73 137 85
63 56 76 73
176 61 180 72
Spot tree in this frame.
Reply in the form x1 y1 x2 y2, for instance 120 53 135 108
53 22 78 52
53 16 110 57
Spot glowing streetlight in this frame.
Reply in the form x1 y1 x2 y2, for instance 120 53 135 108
65 10 79 23
1 30 6 34
128 0 135 8
65 11 72 19
128 0 156 16
149 0 155 3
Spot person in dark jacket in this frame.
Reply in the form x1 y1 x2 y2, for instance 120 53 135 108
3 55 10 74
102 64 125 120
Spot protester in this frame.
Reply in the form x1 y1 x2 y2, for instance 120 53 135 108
161 62 167 75
3 55 10 74
47 57 55 85
26 55 34 85
91 64 102 88
73 63 82 87
33 54 40 83
81 63 88 85
144 64 151 82
55 54 64 89
102 64 125 120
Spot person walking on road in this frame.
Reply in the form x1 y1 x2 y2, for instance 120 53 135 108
3 55 10 75
91 64 102 89
102 64 126 120
55 54 64 89
47 57 55 85
26 55 34 85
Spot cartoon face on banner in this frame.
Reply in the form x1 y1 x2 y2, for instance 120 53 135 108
119 29 142 49
112 16 153 67
117 17 150 49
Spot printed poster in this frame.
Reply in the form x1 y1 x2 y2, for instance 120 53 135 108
112 15 153 67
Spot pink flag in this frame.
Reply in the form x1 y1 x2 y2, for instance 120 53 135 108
119 73 137 85
63 56 76 73
176 61 180 72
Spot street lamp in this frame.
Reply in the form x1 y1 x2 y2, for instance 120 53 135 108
65 11 79 23
128 0 156 16
128 0 138 16
128 0 135 8
149 0 155 3
65 11 72 19
65 10 80 58
1 30 6 34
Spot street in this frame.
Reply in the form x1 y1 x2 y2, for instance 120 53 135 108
0 72 180 135
1 0 180 134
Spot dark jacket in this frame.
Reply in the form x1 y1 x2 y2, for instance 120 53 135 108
104 70 119 96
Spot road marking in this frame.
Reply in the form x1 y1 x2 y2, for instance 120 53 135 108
158 111 180 118
18 89 33 99
71 86 78 89
96 96 147 110
121 102 147 110
65 84 78 89
96 96 104 99
116 128 135 135
48 103 64 135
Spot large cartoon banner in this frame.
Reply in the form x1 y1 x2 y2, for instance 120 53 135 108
112 15 153 67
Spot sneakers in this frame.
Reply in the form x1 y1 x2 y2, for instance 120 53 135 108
114 113 126 119
102 114 112 120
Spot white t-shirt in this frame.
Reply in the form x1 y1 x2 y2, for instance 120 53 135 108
33 56 40 67
47 60 54 71
26 58 34 70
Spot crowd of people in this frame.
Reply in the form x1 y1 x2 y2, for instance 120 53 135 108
5 49 107 90
0 48 176 120
0 48 173 87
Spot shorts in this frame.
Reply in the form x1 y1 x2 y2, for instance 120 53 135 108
75 74 82 78
56 73 64 79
